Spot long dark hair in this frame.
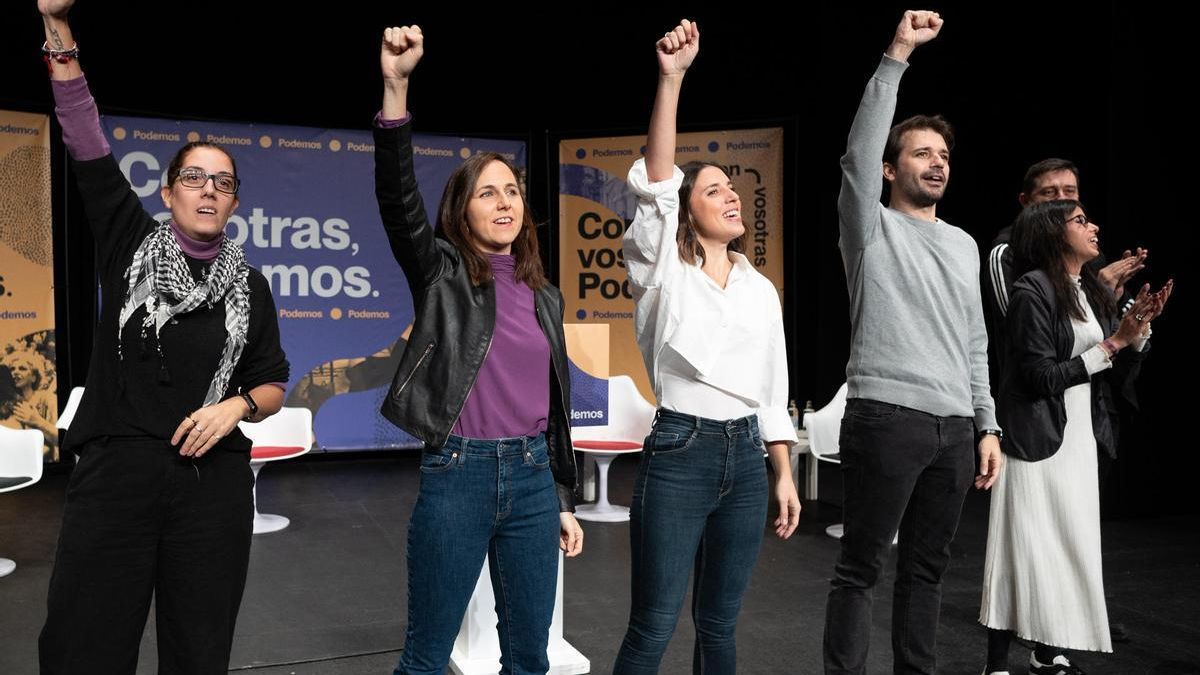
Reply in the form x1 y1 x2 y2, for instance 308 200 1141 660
436 153 546 289
676 161 748 265
1010 199 1116 323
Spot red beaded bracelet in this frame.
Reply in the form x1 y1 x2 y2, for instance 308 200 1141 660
41 41 79 64
1101 338 1120 359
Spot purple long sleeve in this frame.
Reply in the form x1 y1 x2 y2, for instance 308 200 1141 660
51 75 110 161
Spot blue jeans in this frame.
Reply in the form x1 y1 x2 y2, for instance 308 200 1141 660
823 399 975 675
394 433 561 675
614 409 769 674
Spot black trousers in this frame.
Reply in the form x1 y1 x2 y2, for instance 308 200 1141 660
823 399 976 675
39 437 254 675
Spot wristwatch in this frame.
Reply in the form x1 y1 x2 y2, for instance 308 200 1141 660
978 428 1003 441
240 392 259 421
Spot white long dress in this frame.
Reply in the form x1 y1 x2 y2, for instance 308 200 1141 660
980 280 1112 652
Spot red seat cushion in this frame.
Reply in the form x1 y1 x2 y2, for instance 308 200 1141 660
573 440 642 451
251 445 307 460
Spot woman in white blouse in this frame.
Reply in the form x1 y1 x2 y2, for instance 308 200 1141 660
612 19 801 675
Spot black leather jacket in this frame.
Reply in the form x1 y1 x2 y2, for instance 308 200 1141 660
374 123 577 511
998 269 1144 462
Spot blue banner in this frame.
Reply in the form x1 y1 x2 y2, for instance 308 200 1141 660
101 115 525 450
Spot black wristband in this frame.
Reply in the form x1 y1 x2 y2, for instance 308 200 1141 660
240 392 259 420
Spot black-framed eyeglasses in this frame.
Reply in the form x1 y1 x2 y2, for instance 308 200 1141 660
1064 214 1089 227
176 167 241 195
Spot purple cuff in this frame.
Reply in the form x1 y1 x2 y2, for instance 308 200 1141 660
51 75 110 161
373 111 412 128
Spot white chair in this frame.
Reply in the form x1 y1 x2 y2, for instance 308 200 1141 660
570 375 656 522
238 406 313 534
805 384 848 539
1 426 45 577
57 386 85 456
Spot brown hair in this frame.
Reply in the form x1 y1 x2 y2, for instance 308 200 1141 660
676 161 748 266
883 114 954 166
435 153 547 289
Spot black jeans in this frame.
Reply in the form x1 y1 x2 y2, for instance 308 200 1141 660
823 399 975 675
39 437 254 675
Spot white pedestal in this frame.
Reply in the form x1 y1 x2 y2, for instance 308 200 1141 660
250 463 291 534
580 456 596 502
449 551 590 674
574 454 630 523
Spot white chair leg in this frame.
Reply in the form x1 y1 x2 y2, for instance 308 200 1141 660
250 462 290 534
0 558 15 577
575 454 630 523
594 455 613 509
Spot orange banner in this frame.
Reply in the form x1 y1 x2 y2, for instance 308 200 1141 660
558 128 785 401
1 110 58 461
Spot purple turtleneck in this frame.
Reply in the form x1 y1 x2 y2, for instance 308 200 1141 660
451 254 550 439
168 220 223 261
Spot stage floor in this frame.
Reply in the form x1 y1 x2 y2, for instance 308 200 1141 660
3 453 1198 674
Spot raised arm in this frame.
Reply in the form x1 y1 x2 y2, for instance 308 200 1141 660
374 25 447 292
838 11 942 249
645 19 699 182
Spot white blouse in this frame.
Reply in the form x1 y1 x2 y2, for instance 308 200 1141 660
623 158 797 446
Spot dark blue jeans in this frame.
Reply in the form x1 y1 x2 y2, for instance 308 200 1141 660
823 398 975 675
395 433 560 675
614 409 769 675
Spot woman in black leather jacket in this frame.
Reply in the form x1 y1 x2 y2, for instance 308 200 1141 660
978 200 1172 675
372 25 582 675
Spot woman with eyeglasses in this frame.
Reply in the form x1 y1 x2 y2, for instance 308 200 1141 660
372 25 583 675
36 2 289 672
979 200 1172 675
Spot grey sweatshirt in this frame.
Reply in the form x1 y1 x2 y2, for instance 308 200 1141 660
838 55 997 431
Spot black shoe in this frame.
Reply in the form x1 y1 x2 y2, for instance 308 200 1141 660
1110 621 1131 643
1028 654 1087 675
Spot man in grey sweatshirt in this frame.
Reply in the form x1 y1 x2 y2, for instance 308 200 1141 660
823 11 1003 675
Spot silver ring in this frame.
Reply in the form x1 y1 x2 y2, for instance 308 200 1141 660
1134 313 1145 322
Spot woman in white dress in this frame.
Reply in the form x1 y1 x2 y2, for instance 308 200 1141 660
979 199 1173 675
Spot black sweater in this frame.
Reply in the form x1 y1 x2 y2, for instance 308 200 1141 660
65 154 288 454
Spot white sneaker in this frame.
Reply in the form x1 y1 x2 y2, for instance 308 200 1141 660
1029 653 1086 674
